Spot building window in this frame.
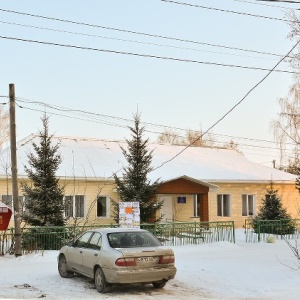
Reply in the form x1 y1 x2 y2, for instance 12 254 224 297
64 195 85 218
97 196 109 218
217 194 231 217
1 195 25 211
1 195 12 208
242 194 256 216
193 194 200 217
65 196 73 218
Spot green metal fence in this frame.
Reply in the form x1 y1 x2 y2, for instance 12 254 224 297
0 221 235 255
141 221 235 246
244 218 300 242
0 228 14 255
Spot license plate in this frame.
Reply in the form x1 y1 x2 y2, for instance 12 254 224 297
136 256 159 263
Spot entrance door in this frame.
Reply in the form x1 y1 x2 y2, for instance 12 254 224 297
198 193 209 222
159 196 173 222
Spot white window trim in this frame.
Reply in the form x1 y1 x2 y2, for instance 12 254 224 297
64 195 86 219
193 194 199 217
242 194 256 217
217 194 231 217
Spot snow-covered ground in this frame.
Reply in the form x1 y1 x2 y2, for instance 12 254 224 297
0 229 299 300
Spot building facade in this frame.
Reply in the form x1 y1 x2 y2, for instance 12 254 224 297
0 135 298 228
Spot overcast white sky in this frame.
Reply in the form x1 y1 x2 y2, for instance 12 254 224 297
0 0 299 167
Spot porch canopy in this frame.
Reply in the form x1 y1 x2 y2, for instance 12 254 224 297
158 175 219 194
158 175 219 222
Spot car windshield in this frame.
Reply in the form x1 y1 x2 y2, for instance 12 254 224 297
107 231 162 248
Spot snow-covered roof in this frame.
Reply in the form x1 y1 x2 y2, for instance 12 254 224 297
0 134 296 183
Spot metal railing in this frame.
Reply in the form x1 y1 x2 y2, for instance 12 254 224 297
142 221 235 246
244 218 300 243
0 221 235 255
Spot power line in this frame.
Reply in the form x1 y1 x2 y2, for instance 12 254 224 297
14 97 300 168
161 0 293 22
15 103 129 130
16 98 133 125
15 98 296 154
151 34 300 171
16 98 299 149
233 0 295 9
0 7 287 58
0 35 295 73
16 103 286 158
252 0 300 4
0 20 279 61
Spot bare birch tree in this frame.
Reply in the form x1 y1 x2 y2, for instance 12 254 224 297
157 129 216 147
0 106 9 149
157 129 241 150
157 130 185 145
271 78 300 168
270 11 300 169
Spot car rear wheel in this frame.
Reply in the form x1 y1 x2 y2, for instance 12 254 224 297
94 267 111 293
152 280 167 289
58 255 73 278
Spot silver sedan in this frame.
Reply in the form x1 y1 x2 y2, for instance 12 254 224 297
57 227 177 293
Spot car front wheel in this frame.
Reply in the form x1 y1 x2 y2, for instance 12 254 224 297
58 255 73 278
152 280 167 289
94 267 111 293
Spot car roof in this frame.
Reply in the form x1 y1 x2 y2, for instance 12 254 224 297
88 227 148 234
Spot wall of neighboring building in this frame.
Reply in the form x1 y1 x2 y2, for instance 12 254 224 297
208 182 300 228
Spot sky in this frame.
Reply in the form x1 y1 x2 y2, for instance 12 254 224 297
1 229 300 300
0 0 299 167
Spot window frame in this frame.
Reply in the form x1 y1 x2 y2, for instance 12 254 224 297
64 195 86 218
1 195 13 209
217 194 231 217
193 194 200 217
88 232 102 250
96 196 110 218
74 231 93 248
242 194 256 217
1 195 25 215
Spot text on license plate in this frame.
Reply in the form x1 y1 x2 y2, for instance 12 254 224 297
136 256 159 263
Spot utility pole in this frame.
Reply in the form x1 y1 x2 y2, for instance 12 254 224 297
9 83 22 256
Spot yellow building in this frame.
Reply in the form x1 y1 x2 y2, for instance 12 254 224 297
0 135 298 228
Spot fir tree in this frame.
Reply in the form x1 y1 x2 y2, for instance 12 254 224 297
113 113 163 223
252 181 295 234
21 114 65 226
257 182 291 220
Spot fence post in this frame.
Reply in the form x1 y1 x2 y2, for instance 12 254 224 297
232 221 235 243
193 222 196 244
257 220 261 242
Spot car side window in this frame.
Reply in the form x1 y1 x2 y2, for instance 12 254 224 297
74 232 93 248
88 232 102 250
